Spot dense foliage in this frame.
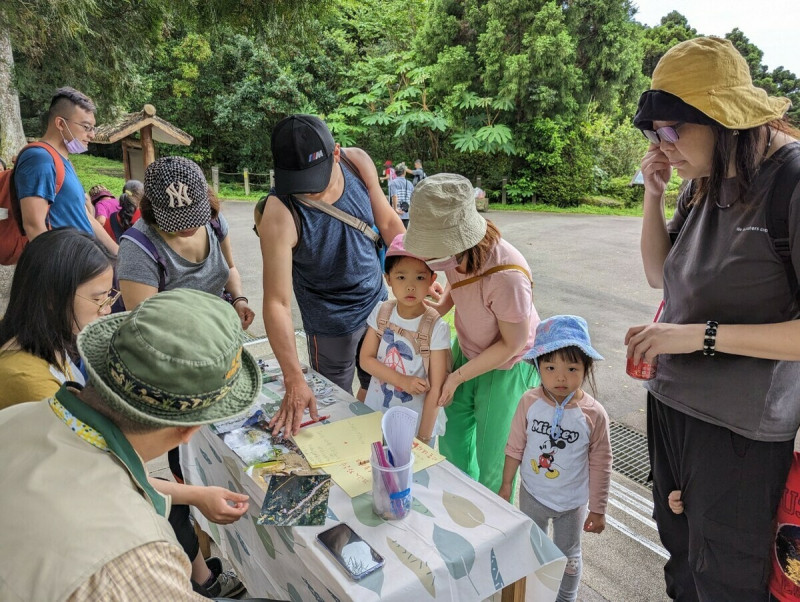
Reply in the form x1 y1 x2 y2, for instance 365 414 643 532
1 0 797 204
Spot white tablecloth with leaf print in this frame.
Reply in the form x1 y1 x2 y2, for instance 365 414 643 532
181 372 566 601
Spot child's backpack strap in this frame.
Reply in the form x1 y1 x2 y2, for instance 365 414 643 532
375 300 397 340
119 228 167 292
415 306 441 377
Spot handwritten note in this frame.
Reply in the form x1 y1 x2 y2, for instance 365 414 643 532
292 413 383 467
325 440 446 497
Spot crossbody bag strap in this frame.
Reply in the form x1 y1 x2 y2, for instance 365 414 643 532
297 195 380 243
450 264 532 290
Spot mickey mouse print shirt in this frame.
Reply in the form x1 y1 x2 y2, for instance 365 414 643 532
506 386 612 514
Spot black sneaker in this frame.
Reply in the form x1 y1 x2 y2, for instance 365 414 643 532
204 556 246 599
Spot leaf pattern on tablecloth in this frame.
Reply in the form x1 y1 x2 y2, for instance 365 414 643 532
349 401 373 415
276 526 305 553
302 577 325 602
325 587 342 602
535 557 568 593
356 566 384 596
208 521 220 545
413 469 430 488
326 506 339 522
236 530 251 556
529 522 547 565
251 516 277 559
442 491 484 527
210 445 223 463
200 448 212 464
432 524 479 593
387 537 435 596
195 463 208 486
225 529 242 563
412 497 434 517
491 548 504 590
352 492 385 527
223 456 244 491
287 583 302 602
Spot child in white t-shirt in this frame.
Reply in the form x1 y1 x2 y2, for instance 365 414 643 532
360 234 451 445
500 315 611 602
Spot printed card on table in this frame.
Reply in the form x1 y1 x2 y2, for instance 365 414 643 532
292 412 383 467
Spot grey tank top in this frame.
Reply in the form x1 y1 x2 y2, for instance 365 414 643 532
280 163 385 337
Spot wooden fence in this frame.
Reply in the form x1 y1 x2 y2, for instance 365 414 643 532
210 167 509 203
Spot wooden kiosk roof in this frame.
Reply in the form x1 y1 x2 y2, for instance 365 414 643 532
93 104 193 146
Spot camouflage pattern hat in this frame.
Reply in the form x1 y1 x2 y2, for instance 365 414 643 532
77 289 259 427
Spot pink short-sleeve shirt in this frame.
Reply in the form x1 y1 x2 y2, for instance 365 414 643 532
95 197 121 220
447 238 538 369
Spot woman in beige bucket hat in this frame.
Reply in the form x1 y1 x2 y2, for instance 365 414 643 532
404 173 541 494
625 37 800 600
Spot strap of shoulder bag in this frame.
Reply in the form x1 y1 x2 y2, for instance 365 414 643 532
292 148 379 244
450 264 532 290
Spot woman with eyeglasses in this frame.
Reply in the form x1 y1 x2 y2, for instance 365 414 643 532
624 37 800 600
0 228 116 409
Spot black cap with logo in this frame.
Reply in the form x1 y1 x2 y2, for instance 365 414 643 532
271 115 336 195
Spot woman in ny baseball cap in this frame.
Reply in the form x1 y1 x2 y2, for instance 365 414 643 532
116 156 255 331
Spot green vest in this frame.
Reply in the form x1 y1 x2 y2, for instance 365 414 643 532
0 399 179 601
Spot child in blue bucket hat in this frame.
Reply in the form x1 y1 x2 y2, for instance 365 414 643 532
499 315 612 602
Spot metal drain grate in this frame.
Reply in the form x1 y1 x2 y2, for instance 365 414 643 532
609 421 651 489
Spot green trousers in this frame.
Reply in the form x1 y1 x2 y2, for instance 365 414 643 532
439 338 540 493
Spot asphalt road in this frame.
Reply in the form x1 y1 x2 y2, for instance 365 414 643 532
224 201 670 601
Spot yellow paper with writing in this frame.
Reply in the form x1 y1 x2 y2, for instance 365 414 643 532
325 440 446 497
292 413 383 467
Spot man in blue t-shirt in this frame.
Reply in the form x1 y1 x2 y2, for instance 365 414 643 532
388 162 414 227
14 87 118 253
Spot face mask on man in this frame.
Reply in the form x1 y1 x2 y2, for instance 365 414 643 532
60 121 87 154
426 255 461 271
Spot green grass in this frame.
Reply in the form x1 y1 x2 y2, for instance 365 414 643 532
71 154 264 201
71 154 127 196
487 202 675 218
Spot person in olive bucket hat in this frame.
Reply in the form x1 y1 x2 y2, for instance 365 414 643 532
0 290 273 601
625 36 800 600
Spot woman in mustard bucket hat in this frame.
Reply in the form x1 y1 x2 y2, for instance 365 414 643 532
404 173 541 494
625 37 800 600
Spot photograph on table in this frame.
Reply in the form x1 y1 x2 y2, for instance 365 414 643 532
257 473 332 526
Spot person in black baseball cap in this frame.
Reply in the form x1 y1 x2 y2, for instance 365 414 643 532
272 115 337 195
260 115 406 436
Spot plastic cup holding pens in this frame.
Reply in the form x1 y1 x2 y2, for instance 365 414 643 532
627 300 665 381
370 455 414 520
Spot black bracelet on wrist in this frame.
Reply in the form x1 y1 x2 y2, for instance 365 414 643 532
231 296 248 306
703 320 718 356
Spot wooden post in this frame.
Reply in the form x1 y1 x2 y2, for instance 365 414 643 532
140 125 155 170
501 177 508 205
243 168 250 196
211 166 219 194
121 142 131 181
269 169 275 190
